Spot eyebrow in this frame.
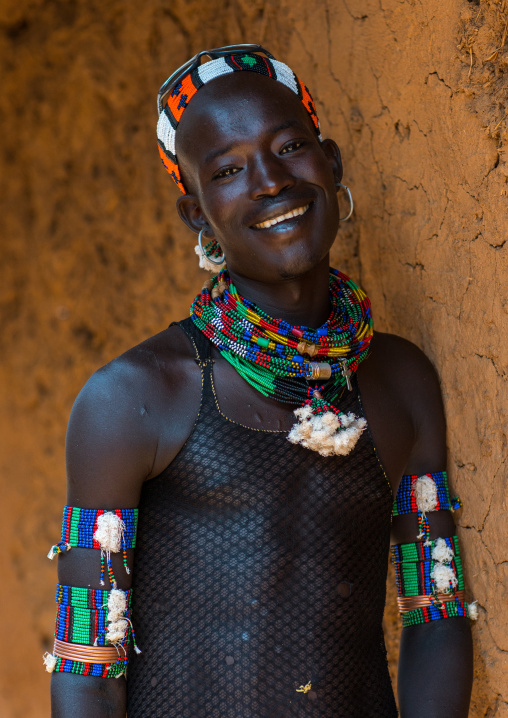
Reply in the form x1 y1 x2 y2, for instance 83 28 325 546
203 119 306 165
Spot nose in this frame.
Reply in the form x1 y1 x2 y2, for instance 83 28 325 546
249 152 295 199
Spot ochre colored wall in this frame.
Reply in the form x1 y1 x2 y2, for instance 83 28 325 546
0 1 506 715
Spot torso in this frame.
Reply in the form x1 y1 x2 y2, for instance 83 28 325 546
103 321 425 499
126 319 398 717
63 310 447 715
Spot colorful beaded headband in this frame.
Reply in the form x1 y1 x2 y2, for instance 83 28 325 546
156 51 322 193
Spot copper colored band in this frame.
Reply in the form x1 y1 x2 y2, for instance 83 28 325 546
397 590 465 613
53 638 120 663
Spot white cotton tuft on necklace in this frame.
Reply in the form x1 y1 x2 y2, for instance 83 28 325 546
431 537 454 564
43 652 57 672
94 512 125 554
414 475 438 513
288 407 367 457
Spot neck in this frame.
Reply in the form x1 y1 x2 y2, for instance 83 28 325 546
228 256 332 328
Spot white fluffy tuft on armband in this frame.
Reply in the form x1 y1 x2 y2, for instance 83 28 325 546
94 512 125 554
468 601 479 620
43 652 57 673
431 562 458 593
414 475 438 513
431 537 454 564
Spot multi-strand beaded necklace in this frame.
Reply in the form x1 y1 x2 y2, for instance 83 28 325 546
190 267 374 457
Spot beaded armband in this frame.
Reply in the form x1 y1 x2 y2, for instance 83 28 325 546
45 507 140 676
43 583 140 677
47 506 138 587
392 471 461 545
391 471 477 627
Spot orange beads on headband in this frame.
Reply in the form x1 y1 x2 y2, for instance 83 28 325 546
156 52 322 193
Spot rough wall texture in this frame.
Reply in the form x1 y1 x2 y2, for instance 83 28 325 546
0 1 506 716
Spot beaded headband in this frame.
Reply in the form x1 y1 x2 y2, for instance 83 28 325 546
156 52 322 193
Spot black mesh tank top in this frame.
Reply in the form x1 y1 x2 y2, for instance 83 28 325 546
127 318 397 717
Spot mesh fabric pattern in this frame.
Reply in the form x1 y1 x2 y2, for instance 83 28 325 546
126 318 397 717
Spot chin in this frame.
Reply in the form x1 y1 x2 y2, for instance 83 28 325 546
275 247 330 280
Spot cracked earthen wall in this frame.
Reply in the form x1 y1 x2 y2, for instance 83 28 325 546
0 0 506 715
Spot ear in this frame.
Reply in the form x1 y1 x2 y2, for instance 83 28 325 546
320 138 343 187
176 194 211 235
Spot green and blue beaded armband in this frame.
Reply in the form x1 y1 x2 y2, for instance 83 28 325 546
47 506 138 587
391 472 477 627
392 471 461 545
44 507 140 677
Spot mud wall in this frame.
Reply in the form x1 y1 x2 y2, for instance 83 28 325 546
0 1 506 715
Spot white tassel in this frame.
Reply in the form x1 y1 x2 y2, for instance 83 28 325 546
431 538 454 564
194 245 225 272
288 407 367 457
431 562 458 593
107 589 128 623
468 601 479 620
414 475 438 513
94 512 124 554
43 652 57 673
106 619 129 645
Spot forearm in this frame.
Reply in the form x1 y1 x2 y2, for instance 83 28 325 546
398 618 473 718
51 673 126 718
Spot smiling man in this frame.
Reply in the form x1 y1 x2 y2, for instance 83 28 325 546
47 47 475 717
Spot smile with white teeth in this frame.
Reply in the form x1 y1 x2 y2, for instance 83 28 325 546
253 204 310 229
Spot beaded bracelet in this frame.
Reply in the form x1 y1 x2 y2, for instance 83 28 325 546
47 507 138 587
47 655 127 678
392 540 464 597
392 471 461 545
44 583 140 677
391 534 477 627
401 599 473 628
54 584 133 646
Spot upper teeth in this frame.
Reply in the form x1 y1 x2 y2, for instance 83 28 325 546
254 204 309 229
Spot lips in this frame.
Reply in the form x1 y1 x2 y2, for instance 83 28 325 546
252 203 311 230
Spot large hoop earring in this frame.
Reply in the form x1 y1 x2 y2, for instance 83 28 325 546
198 228 225 265
336 183 354 222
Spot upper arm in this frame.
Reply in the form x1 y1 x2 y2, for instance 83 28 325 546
400 341 447 478
59 355 160 591
360 332 454 544
385 337 456 544
65 358 158 508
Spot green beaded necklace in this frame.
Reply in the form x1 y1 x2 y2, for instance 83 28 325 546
191 267 374 456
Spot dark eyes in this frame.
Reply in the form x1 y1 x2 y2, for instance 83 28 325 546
213 167 241 180
280 140 305 154
212 140 306 181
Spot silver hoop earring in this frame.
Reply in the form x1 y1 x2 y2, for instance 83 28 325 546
336 183 354 222
198 228 225 265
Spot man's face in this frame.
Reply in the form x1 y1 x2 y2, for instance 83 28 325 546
176 72 342 283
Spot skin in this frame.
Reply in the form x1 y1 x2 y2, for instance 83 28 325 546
51 72 472 717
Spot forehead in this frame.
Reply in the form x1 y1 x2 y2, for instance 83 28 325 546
176 72 316 162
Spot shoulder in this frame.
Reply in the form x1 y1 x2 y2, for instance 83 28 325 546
74 323 197 414
65 323 202 506
364 332 441 413
358 331 446 482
